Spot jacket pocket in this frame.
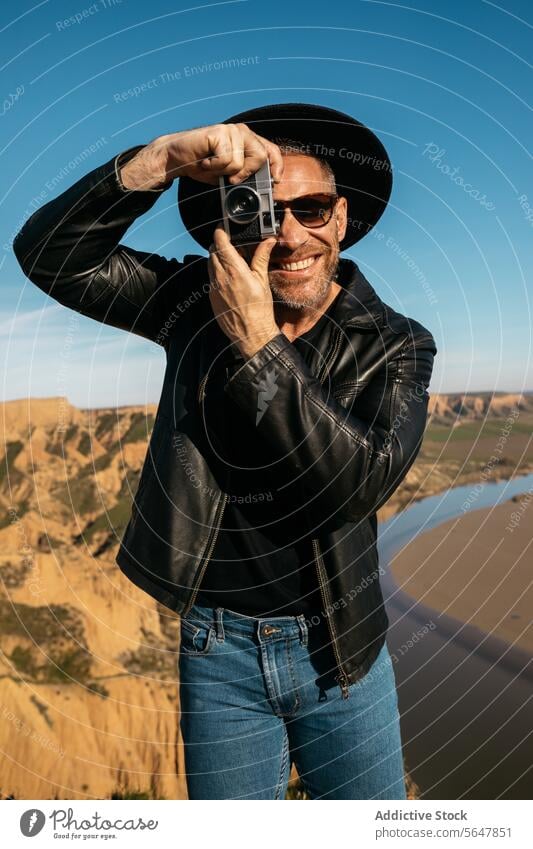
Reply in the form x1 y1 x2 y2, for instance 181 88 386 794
332 380 368 407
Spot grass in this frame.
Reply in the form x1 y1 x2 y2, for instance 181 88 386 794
111 789 156 800
76 452 113 478
0 500 30 530
53 476 100 515
425 414 533 442
64 424 79 442
77 431 92 456
0 440 24 488
82 500 133 543
45 648 92 684
8 643 92 685
122 412 155 444
45 425 81 457
73 464 141 549
118 633 178 680
0 600 86 643
45 439 66 458
0 600 93 685
94 412 119 441
9 645 39 677
0 559 32 589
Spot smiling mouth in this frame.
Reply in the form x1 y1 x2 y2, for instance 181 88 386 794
271 255 321 272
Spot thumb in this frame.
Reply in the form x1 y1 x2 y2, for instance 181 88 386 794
250 237 277 278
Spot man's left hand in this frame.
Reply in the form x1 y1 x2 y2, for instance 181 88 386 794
208 225 280 359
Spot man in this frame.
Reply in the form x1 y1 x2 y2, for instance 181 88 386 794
13 102 437 800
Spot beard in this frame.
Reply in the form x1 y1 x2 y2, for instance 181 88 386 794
237 228 341 311
268 240 341 310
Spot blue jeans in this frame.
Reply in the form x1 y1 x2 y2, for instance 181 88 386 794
179 602 406 800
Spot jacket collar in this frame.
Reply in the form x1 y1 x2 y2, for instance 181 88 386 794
333 257 387 329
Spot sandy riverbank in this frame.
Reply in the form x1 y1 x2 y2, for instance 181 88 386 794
389 491 533 656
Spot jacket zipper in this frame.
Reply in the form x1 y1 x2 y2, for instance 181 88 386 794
183 491 228 616
311 537 350 699
197 370 210 403
185 359 231 616
313 324 350 698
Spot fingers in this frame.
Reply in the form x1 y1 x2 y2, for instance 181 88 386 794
262 138 284 183
226 125 283 185
167 122 284 188
226 124 269 184
212 225 246 271
199 125 240 174
199 124 262 181
191 122 283 185
208 232 224 279
209 226 251 288
227 124 245 175
210 227 275 284
249 236 277 276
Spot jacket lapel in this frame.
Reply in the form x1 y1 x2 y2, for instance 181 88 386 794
334 258 387 329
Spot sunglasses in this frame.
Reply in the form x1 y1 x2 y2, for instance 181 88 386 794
272 193 338 229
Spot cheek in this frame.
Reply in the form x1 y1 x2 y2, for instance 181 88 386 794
318 227 338 251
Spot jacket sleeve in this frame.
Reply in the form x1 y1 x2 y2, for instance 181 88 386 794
224 329 436 525
12 144 190 347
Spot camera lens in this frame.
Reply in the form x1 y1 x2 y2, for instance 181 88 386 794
225 186 260 224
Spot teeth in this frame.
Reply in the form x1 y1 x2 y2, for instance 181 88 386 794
279 256 317 271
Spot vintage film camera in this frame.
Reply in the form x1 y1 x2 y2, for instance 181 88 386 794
218 160 279 246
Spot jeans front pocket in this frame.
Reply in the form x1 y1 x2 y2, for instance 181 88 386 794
180 617 215 656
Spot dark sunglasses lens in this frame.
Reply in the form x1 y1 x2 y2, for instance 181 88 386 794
273 198 334 228
293 199 332 226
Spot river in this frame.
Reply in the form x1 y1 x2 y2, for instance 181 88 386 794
379 473 533 800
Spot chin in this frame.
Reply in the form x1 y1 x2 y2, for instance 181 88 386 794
270 280 330 309
269 275 332 310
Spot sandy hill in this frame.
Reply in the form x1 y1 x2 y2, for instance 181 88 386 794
427 391 533 425
0 397 183 799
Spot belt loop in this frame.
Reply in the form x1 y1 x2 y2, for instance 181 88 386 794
214 607 225 643
296 615 308 647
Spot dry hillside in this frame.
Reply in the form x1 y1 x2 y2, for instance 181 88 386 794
1 397 185 799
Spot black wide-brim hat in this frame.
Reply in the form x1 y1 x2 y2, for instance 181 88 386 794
177 102 393 252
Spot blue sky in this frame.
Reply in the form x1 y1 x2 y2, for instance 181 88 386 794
1 0 531 407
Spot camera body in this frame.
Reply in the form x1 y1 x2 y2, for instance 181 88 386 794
218 160 279 246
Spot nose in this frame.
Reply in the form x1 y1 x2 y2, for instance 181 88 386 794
275 208 310 251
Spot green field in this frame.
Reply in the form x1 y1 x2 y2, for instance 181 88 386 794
422 415 533 466
425 415 533 441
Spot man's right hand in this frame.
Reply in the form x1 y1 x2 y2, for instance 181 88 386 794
119 123 283 191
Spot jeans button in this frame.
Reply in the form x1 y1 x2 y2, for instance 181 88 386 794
262 624 281 637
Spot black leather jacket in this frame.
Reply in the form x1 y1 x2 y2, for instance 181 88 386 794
13 144 437 698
